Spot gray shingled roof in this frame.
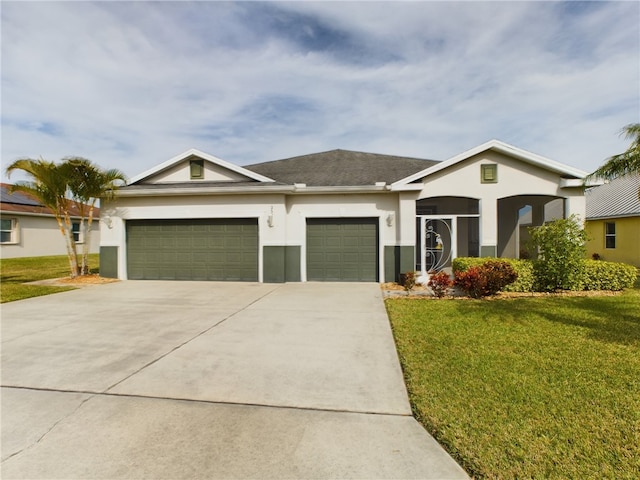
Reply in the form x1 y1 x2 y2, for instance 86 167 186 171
246 149 438 186
586 174 640 219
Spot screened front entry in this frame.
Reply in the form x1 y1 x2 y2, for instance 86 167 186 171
416 197 480 273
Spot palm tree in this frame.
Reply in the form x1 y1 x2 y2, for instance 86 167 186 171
586 123 640 194
6 158 80 276
61 157 126 275
6 157 127 277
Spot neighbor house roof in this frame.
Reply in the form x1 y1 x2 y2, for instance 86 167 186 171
246 149 438 186
0 183 99 218
585 174 640 220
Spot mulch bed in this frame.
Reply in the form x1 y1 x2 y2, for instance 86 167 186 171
381 282 623 299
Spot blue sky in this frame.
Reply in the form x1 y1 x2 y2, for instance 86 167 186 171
2 1 638 182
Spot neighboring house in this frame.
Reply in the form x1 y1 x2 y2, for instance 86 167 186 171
0 183 100 259
100 140 587 282
585 175 640 267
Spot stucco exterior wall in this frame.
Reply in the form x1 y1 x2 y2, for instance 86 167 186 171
416 151 585 257
585 217 640 267
101 192 403 281
146 160 249 184
0 214 100 259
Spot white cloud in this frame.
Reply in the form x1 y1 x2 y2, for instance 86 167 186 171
1 1 638 182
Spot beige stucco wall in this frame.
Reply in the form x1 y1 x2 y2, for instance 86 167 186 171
416 151 585 256
146 160 249 183
0 214 100 259
101 191 404 281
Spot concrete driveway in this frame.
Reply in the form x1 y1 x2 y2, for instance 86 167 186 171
1 281 468 479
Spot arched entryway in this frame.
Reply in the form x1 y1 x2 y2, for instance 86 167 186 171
416 196 480 273
498 195 565 258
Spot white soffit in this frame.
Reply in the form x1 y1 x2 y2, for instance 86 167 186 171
392 140 589 186
128 148 275 185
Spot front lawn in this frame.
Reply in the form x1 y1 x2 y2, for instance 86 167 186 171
386 290 640 479
0 254 99 303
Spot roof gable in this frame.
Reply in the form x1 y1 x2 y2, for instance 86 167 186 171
586 174 640 219
247 149 438 186
129 149 275 185
393 140 588 186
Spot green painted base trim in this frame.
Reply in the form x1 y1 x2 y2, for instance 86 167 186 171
285 246 301 282
481 245 497 257
263 246 301 283
384 245 415 283
100 246 118 278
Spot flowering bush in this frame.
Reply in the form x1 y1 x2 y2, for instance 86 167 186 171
427 271 453 298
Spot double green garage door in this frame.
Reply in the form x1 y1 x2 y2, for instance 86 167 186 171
126 218 378 282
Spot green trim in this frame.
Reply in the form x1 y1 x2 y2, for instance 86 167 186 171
263 246 301 283
285 246 301 282
481 164 498 183
263 246 285 283
100 246 118 278
481 245 497 257
384 245 415 283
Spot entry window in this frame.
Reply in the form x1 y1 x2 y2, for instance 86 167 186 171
190 159 204 179
481 164 498 184
1 218 17 243
605 222 616 249
72 222 83 243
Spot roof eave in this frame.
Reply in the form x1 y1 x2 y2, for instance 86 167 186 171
291 185 391 194
114 185 295 197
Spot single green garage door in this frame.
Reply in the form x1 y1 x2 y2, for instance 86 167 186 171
126 219 258 281
307 218 378 282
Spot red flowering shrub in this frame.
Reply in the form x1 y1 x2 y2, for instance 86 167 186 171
454 260 518 298
427 271 453 298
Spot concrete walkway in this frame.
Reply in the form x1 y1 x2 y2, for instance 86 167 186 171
1 281 468 479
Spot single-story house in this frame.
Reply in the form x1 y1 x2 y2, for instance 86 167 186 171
99 140 588 282
0 183 100 259
585 174 640 267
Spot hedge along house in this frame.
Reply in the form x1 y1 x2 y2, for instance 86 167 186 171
99 140 588 282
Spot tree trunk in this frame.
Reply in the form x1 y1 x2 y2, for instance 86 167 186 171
61 206 79 278
54 214 78 278
81 202 97 275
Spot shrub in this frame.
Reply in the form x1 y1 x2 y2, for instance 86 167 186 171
529 215 587 292
582 260 638 291
427 271 453 298
402 271 416 293
453 257 533 292
454 260 518 298
454 266 486 298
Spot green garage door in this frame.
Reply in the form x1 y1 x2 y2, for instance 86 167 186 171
307 218 378 282
126 219 258 281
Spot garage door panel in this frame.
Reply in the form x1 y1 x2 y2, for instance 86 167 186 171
127 219 258 281
306 218 378 282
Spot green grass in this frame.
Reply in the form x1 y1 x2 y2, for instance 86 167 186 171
0 254 99 303
386 290 640 479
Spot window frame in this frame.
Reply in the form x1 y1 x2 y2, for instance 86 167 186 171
1 217 18 244
72 221 83 244
604 222 616 249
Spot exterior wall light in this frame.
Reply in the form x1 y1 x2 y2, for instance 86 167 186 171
267 206 274 228
386 213 394 227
